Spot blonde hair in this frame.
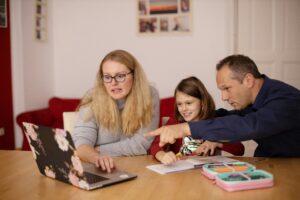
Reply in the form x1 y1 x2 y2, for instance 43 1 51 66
79 50 153 135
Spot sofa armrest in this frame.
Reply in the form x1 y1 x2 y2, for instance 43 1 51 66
16 108 54 151
16 108 54 127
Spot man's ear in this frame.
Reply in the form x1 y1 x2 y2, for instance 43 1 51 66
243 73 255 88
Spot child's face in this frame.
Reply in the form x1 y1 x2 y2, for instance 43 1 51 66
175 91 201 122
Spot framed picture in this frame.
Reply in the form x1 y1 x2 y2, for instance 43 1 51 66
137 0 192 35
35 0 47 41
0 0 7 28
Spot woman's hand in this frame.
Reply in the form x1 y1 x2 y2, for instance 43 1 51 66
194 141 223 156
76 144 114 173
95 146 100 152
93 154 114 173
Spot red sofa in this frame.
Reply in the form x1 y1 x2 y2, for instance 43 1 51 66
16 96 176 151
16 97 81 150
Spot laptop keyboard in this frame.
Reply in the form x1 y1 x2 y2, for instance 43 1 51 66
83 172 109 184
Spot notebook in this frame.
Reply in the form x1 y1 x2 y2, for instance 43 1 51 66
22 122 137 190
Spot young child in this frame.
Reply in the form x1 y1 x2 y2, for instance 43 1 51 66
149 76 244 165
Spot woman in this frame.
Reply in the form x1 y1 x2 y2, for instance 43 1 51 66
73 49 160 172
149 76 244 165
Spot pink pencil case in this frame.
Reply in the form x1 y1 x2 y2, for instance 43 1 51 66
215 170 274 192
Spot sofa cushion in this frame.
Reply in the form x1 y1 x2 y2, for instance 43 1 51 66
49 97 80 127
159 97 176 126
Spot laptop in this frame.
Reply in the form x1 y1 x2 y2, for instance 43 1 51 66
22 122 137 190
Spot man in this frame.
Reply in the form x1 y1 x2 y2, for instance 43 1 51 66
146 55 300 157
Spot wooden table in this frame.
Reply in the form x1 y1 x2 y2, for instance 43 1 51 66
0 150 299 200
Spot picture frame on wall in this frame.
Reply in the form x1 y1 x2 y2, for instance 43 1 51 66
35 0 47 41
137 0 192 35
0 0 7 28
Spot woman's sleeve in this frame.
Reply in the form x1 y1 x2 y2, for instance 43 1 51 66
72 107 98 148
99 86 160 156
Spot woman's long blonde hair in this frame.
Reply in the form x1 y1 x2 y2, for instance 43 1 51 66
79 50 153 135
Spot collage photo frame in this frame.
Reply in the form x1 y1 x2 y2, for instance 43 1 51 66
137 0 192 35
35 0 47 41
0 0 7 28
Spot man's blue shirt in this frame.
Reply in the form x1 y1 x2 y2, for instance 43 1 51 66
189 75 300 157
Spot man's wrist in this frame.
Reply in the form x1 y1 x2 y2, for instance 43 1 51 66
183 122 191 136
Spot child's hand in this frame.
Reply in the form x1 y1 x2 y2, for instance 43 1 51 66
160 151 178 165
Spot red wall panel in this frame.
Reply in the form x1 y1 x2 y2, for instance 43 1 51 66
0 0 15 149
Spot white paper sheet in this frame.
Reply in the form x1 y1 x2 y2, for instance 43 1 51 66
146 160 195 174
186 156 238 167
146 156 238 175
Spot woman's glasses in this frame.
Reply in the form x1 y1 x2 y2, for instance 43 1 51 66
102 72 133 83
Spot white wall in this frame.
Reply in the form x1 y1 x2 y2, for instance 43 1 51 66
17 0 54 109
11 0 235 148
52 0 234 102
11 0 54 148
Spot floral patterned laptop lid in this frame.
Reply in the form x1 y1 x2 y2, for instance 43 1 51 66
23 122 90 189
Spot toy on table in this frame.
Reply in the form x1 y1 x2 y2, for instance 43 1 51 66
176 136 204 157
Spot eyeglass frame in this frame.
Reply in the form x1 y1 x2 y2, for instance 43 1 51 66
102 71 133 83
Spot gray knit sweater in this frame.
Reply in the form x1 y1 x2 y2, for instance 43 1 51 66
72 86 160 156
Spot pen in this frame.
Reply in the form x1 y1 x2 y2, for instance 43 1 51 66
176 152 181 157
